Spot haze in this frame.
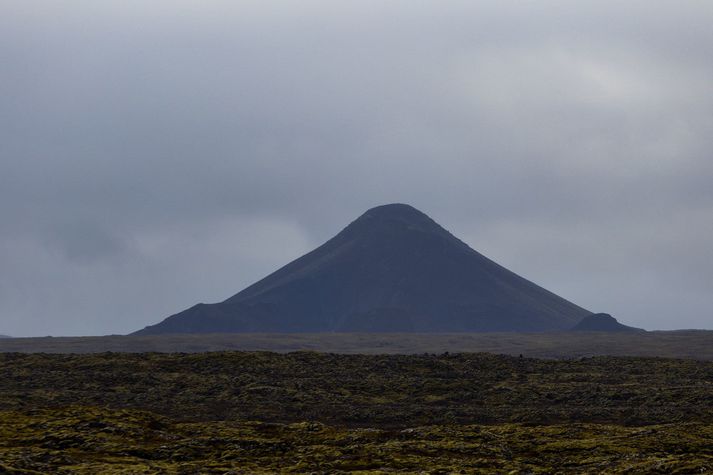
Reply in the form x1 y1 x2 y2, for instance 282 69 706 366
1 1 712 336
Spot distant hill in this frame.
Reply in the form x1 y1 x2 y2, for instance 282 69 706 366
571 313 644 332
135 204 592 334
0 335 11 339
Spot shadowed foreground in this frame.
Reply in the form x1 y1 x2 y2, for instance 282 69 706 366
2 352 713 473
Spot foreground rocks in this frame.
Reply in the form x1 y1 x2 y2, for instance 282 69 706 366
1 352 712 427
2 352 713 472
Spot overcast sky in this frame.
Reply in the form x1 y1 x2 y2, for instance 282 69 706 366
1 1 712 336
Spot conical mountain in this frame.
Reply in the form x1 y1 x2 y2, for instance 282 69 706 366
134 204 591 334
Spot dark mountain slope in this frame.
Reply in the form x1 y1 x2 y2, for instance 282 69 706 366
135 204 591 334
571 313 644 332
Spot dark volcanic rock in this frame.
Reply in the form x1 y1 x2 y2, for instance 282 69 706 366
135 204 592 334
571 313 644 332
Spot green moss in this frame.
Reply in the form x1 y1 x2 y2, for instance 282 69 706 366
3 407 712 473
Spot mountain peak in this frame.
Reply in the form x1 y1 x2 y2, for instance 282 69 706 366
362 203 426 218
341 203 454 241
352 203 433 226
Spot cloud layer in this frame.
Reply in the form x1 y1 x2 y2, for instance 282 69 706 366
1 1 712 335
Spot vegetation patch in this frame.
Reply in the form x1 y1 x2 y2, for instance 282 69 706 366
1 407 712 473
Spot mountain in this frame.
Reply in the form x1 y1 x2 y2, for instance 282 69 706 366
0 335 11 339
571 313 644 332
134 204 592 334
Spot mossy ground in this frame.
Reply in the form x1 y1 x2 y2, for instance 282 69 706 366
1 352 713 472
1 407 712 473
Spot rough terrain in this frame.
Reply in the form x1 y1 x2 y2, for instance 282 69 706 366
2 351 712 473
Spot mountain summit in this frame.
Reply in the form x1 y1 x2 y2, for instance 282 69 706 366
134 204 592 334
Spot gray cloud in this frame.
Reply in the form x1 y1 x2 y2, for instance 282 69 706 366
1 1 711 335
